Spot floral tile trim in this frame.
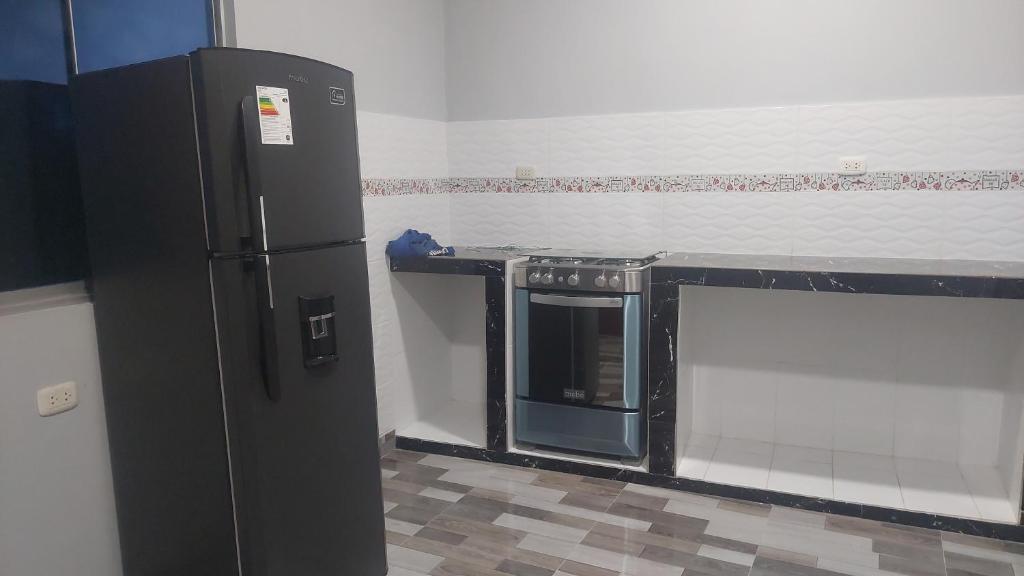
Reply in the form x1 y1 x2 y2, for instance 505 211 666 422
363 170 1023 196
361 178 448 197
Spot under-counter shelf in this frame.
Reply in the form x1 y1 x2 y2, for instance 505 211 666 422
649 254 1024 527
388 247 529 453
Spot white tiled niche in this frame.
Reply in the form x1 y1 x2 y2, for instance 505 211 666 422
674 286 1024 523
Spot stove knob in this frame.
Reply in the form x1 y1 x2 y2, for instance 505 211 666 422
567 272 580 287
541 270 554 285
608 274 622 289
594 273 607 288
528 270 541 284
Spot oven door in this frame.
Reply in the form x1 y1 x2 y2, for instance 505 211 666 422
515 290 641 410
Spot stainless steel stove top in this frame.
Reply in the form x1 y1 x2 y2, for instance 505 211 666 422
514 250 663 293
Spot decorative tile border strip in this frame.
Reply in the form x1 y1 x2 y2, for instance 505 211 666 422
363 170 1024 196
360 178 449 197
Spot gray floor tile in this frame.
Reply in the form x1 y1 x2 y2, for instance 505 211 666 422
381 450 1024 576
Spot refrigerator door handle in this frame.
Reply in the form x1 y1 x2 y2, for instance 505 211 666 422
254 254 281 402
240 95 268 251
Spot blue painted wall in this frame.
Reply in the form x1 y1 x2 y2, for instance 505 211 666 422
0 0 68 83
74 0 213 73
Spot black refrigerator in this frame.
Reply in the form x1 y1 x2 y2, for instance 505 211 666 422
72 48 386 576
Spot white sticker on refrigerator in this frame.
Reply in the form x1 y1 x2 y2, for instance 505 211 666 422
255 85 293 145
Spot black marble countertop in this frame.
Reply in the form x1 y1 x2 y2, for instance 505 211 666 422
652 252 1024 299
388 246 537 277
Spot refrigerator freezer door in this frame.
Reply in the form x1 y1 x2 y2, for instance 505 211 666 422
212 242 385 576
192 48 365 253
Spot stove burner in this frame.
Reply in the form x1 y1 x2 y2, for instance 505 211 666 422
516 251 662 292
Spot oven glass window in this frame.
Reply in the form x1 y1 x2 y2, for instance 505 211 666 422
528 298 625 407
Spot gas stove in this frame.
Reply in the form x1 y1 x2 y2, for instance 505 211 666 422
513 250 663 293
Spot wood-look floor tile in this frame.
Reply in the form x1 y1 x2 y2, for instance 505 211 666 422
560 491 615 513
469 536 564 571
718 499 772 517
647 520 710 541
825 516 940 548
430 558 507 576
403 535 503 570
532 472 622 499
945 551 1015 576
382 451 1024 576
494 513 588 543
418 526 470 546
872 538 944 561
542 511 598 531
389 542 446 573
607 501 709 536
877 551 945 576
422 486 468 503
613 490 669 512
750 555 846 576
589 522 701 555
388 530 411 546
389 504 444 526
555 559 621 576
384 459 449 480
697 533 759 555
389 449 429 463
569 543 683 576
943 532 1024 556
387 477 432 495
768 506 826 529
470 487 518 503
426 478 475 494
639 544 749 576
757 545 818 567
383 488 455 515
579 476 626 491
495 558 555 576
516 533 578 560
580 530 645 556
429 514 526 546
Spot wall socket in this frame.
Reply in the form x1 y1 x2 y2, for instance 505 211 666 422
37 381 78 417
839 156 867 176
515 166 537 181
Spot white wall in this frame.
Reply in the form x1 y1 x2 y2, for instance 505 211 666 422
446 95 1024 261
235 0 448 120
235 0 454 434
0 300 122 576
445 0 1024 121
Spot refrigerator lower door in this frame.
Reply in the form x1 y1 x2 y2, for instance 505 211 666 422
212 242 386 576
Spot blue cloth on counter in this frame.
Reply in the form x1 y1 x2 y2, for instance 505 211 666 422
385 229 455 258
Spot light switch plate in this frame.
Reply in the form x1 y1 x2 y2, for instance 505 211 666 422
515 166 537 181
839 156 867 176
37 381 78 417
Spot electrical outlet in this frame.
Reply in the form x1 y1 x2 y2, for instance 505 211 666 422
515 166 536 181
839 156 867 176
37 381 78 417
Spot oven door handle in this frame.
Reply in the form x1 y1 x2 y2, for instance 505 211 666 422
529 293 623 308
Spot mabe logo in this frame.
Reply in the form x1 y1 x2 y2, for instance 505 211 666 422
329 87 346 106
563 389 585 401
288 74 309 84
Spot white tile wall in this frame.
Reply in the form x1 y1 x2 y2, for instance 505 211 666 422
443 95 1024 262
679 287 1024 469
359 112 451 434
547 113 665 176
949 96 1024 170
446 95 1024 177
362 96 1024 434
448 119 549 178
357 111 448 179
663 107 799 174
